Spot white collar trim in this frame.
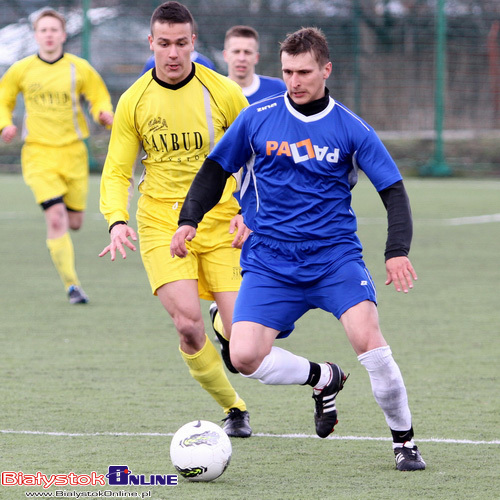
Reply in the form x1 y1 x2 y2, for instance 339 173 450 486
284 94 336 122
242 74 261 97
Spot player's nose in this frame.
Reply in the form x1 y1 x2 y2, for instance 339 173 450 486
167 46 179 58
291 74 301 87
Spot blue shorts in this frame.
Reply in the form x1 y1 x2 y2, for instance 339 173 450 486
233 259 377 338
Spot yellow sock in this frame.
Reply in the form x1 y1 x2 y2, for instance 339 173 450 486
46 233 79 290
180 334 247 414
213 310 228 341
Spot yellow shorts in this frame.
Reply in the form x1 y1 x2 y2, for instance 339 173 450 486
21 141 89 211
137 194 242 299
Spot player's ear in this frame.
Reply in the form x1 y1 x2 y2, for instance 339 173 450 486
323 61 333 79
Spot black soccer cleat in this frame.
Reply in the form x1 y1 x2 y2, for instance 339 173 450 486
209 302 239 374
222 408 252 438
67 285 89 304
312 363 348 438
394 442 426 471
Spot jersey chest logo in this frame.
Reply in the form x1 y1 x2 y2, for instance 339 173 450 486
266 139 340 164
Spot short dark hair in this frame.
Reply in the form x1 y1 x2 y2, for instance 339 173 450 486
280 27 330 67
225 25 259 46
150 1 194 35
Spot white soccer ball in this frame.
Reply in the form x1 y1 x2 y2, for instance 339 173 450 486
170 420 232 482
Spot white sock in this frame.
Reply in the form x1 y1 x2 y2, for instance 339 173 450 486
393 440 415 450
358 346 412 432
313 363 334 392
242 346 310 385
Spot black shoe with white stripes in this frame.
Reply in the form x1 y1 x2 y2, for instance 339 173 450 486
312 363 348 438
394 442 426 471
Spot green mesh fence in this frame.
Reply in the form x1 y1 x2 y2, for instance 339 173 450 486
1 0 500 175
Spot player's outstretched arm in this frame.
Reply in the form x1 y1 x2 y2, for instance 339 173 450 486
170 225 197 258
385 256 417 293
171 158 233 257
179 158 232 225
99 223 137 261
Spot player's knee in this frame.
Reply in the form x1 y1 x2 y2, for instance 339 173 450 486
355 332 387 356
346 321 386 355
46 210 67 233
174 316 204 346
230 348 262 376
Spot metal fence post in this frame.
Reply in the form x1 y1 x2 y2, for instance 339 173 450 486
353 0 361 116
82 0 99 171
420 0 452 176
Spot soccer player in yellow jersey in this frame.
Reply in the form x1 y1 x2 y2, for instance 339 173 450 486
0 8 114 304
99 1 252 437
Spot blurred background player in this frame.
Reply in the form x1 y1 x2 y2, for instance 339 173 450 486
139 20 215 75
0 8 113 304
223 25 286 104
209 25 287 358
99 1 252 437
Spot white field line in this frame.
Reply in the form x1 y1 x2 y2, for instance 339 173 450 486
1 429 499 445
357 214 500 226
445 213 500 225
2 212 500 226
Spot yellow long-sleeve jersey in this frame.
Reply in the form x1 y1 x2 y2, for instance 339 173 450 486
100 63 249 227
0 53 113 146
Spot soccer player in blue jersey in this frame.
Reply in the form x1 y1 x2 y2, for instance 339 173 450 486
223 25 286 104
170 27 426 471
